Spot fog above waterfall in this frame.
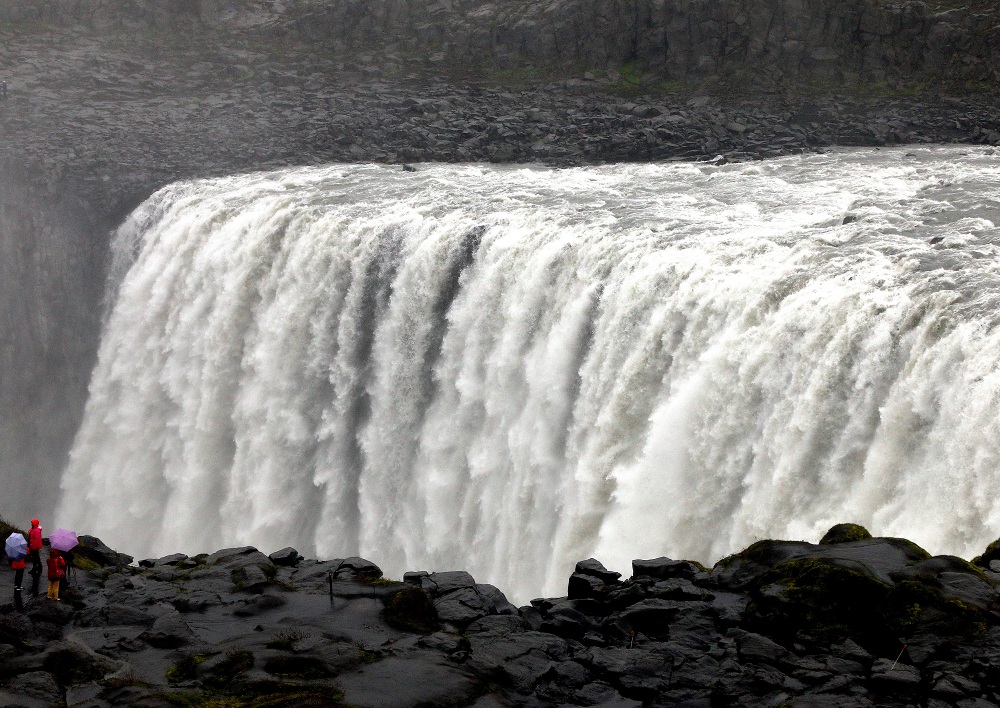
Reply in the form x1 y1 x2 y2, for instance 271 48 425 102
59 147 1000 601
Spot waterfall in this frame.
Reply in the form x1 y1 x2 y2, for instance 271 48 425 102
59 147 1000 601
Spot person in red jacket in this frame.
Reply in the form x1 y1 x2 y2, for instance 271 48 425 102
46 549 65 600
27 518 43 596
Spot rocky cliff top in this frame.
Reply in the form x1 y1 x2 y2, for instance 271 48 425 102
5 524 1000 706
0 0 997 217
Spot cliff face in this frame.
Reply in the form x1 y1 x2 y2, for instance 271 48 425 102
0 164 108 518
0 0 996 91
295 0 999 89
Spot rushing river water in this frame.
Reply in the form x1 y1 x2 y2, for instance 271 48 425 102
59 146 1000 601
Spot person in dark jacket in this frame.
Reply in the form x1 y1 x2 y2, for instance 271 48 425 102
27 518 43 597
46 549 65 600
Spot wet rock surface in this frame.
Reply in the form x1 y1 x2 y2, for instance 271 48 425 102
3 526 1000 706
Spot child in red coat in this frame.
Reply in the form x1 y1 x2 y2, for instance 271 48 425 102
10 556 25 591
46 549 66 600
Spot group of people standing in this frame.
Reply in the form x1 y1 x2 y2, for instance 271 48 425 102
8 519 68 602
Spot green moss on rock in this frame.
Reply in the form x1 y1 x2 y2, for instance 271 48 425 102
884 579 989 639
166 653 210 684
202 650 254 690
819 523 873 545
715 539 785 569
972 537 1000 568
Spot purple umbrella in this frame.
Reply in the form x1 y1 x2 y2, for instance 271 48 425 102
5 533 27 560
49 528 78 552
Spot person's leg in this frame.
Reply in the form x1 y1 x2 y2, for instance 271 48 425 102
29 552 42 596
14 568 23 589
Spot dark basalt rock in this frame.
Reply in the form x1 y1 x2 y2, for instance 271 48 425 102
6 526 1000 706
138 613 196 649
336 556 382 580
267 547 301 567
75 535 133 568
632 557 704 581
575 558 622 584
138 553 188 568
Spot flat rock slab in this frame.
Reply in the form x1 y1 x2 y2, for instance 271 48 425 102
338 656 480 708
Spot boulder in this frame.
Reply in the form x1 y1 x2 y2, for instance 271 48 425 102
41 640 117 684
138 553 188 568
569 572 609 600
604 599 690 639
232 563 271 593
268 547 301 567
403 571 429 585
206 546 272 569
76 535 133 567
730 628 790 663
139 613 196 649
336 556 383 579
540 603 597 640
575 558 622 583
421 571 476 595
632 557 703 581
435 587 492 626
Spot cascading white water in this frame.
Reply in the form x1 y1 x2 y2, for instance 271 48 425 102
59 146 1000 601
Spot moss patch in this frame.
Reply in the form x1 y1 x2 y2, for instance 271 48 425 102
884 580 989 639
972 537 1000 568
819 523 873 545
167 653 210 684
715 539 785 569
265 630 303 651
202 650 254 690
72 555 103 572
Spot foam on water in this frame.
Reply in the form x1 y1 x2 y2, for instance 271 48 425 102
59 147 1000 600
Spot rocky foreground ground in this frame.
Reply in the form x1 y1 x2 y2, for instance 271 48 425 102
4 524 1000 707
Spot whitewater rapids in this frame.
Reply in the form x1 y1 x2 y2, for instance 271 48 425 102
59 147 1000 601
